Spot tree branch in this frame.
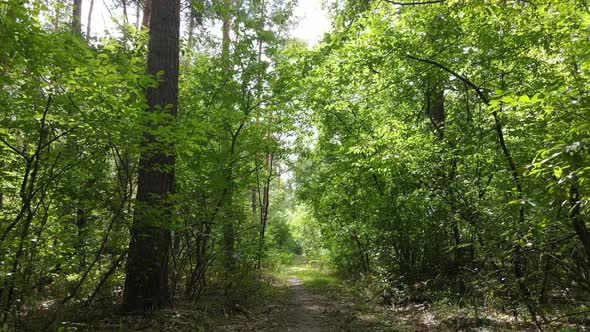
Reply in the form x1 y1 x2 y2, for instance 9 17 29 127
0 137 29 161
384 0 446 5
404 53 489 104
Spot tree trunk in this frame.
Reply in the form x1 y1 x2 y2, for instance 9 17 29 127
570 176 590 260
121 0 129 23
141 0 152 30
0 162 3 210
54 5 60 30
76 207 87 267
424 78 445 139
256 153 272 269
187 14 196 48
86 0 94 40
2 96 51 312
251 188 257 214
122 0 180 312
219 0 237 305
72 0 82 36
135 2 141 30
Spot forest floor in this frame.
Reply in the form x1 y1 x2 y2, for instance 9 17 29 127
215 264 395 331
29 261 588 331
215 262 587 332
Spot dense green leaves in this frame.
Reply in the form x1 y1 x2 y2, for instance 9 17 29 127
293 0 590 322
1 0 589 327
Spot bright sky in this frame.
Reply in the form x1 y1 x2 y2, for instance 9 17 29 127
291 0 331 45
82 0 331 46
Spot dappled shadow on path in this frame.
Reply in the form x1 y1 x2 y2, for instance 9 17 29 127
262 276 326 331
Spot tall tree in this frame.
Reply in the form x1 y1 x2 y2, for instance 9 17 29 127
219 0 237 303
122 0 181 311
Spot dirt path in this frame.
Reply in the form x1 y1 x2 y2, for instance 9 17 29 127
264 276 327 331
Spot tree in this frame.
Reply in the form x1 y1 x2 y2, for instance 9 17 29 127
293 0 590 324
72 0 82 35
122 0 181 311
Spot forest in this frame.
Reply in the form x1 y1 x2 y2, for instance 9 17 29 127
1 0 589 330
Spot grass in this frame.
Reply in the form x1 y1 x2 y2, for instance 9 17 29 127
277 261 345 296
271 262 546 331
254 275 293 305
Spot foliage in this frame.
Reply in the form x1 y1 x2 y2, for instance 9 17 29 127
1 0 150 323
293 0 590 324
1 0 589 328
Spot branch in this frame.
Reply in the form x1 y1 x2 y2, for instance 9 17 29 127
384 0 446 5
404 53 490 104
0 93 54 163
0 136 29 161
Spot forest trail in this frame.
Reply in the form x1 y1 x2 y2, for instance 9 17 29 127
264 275 326 331
218 262 369 331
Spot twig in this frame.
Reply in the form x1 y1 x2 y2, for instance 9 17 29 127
85 251 127 305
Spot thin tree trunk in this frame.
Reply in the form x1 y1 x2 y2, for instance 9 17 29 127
256 153 273 269
187 14 196 48
3 96 51 312
251 188 257 214
122 0 180 312
121 0 128 23
85 252 126 305
86 0 94 39
406 54 542 328
54 5 60 30
253 6 272 269
570 176 590 259
72 0 82 36
219 0 237 305
76 207 87 267
135 2 141 30
0 162 3 210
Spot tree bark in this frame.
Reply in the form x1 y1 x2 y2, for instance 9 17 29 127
121 0 129 23
219 0 237 305
187 14 196 48
570 176 590 260
141 0 152 30
86 0 94 40
256 153 273 269
135 1 141 30
72 0 82 36
122 0 180 312
0 162 3 210
424 77 445 139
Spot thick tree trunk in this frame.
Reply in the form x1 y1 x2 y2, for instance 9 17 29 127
141 0 152 30
122 0 180 312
